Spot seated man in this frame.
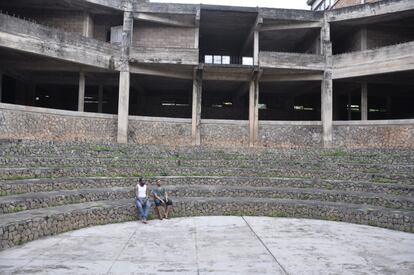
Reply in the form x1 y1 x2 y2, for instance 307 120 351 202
152 179 173 220
135 177 151 224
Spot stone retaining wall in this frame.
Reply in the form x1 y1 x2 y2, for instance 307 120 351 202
333 120 414 149
0 103 117 143
1 198 413 250
1 104 413 148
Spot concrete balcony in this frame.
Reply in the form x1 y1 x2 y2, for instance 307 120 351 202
259 51 325 71
0 13 121 70
333 41 414 79
129 47 199 66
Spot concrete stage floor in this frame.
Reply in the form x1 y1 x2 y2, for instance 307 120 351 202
0 217 413 274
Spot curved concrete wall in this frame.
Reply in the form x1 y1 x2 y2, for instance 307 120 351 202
0 103 413 148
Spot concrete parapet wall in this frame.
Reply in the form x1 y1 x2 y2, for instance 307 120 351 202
130 47 199 65
333 41 414 79
259 52 325 71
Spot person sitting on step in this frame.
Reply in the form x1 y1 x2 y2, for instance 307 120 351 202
152 179 173 220
135 177 151 224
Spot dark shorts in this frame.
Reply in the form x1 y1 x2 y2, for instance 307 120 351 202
154 198 173 206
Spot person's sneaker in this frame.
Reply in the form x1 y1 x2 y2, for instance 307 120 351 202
142 219 148 224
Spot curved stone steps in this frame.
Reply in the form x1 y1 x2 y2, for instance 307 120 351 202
1 197 413 250
1 176 413 197
1 141 413 164
0 184 412 214
1 156 413 174
0 187 133 214
0 165 412 183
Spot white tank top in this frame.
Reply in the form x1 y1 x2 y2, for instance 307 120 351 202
137 184 147 198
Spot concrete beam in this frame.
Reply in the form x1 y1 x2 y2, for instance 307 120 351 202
327 0 414 22
192 69 202 146
78 71 86 112
240 16 263 55
134 13 195 28
261 72 323 82
130 65 193 80
260 21 322 32
259 8 323 22
333 42 414 79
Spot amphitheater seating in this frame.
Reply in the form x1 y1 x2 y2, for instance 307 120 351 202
0 139 413 249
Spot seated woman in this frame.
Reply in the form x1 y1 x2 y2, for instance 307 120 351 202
135 177 151 224
152 179 173 220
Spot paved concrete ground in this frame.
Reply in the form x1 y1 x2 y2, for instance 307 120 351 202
0 217 413 274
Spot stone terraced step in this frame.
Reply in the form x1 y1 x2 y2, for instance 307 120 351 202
1 157 413 174
1 140 413 164
0 165 412 183
0 185 412 214
1 176 413 197
1 197 413 249
0 187 133 214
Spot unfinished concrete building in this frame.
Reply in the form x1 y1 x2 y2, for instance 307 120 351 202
0 0 413 148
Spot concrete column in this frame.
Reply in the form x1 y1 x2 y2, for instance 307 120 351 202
83 12 94 38
321 15 333 148
117 9 133 143
192 69 202 146
249 75 259 147
98 84 104 113
361 83 368 120
347 92 352 120
360 28 367 51
253 30 259 66
78 71 85 112
117 72 130 143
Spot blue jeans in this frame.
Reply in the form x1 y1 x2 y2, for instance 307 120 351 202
135 198 151 220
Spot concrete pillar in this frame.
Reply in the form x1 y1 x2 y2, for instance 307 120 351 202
361 83 368 120
117 72 130 143
321 15 333 148
116 9 133 143
78 71 85 112
253 31 259 66
347 92 352 120
83 12 94 38
98 84 104 113
191 69 202 146
249 75 259 147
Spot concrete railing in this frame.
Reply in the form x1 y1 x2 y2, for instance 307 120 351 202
259 51 325 71
0 13 121 70
333 41 414 79
130 47 199 65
